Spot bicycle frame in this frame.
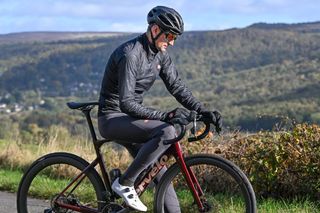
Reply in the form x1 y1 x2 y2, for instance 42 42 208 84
135 142 205 210
53 105 206 212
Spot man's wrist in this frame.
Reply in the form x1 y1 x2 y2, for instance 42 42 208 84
160 112 170 121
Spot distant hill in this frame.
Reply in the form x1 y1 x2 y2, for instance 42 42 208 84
248 21 320 32
0 21 319 130
0 31 128 44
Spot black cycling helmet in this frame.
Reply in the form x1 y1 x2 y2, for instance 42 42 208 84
147 6 184 35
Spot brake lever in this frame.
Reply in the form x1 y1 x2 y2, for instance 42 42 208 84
193 113 197 138
188 121 211 142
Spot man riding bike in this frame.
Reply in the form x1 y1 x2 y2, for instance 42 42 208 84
98 6 222 212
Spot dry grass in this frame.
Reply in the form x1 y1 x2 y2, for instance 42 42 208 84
0 125 132 171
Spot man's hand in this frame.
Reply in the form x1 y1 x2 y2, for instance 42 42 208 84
163 108 190 125
200 110 222 133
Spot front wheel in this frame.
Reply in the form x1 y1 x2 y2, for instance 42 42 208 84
154 154 256 213
17 152 106 213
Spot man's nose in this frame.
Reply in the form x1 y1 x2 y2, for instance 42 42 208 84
168 40 174 46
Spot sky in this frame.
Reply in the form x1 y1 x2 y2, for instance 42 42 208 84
0 0 319 34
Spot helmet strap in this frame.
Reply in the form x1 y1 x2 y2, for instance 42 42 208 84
150 25 164 51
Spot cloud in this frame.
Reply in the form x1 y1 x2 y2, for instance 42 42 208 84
0 0 319 34
180 0 319 16
1 0 151 19
225 0 319 17
0 0 153 33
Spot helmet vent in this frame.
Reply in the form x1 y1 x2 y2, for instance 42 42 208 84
159 15 171 27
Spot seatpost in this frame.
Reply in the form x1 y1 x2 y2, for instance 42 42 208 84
82 109 98 143
81 107 114 197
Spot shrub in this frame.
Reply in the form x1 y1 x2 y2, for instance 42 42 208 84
182 123 320 199
224 123 320 199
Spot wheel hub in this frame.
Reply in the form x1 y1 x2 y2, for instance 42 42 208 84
199 198 213 213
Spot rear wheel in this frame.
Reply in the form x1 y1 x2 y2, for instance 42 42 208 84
17 152 106 213
154 154 256 213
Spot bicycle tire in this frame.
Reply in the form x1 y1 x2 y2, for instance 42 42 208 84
17 152 107 213
154 154 256 213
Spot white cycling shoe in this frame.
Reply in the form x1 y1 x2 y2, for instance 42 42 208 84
111 177 147 212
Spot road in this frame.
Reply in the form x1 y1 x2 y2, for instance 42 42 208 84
0 191 50 213
0 191 17 213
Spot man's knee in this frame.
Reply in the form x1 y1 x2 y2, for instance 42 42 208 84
160 124 176 141
148 122 176 141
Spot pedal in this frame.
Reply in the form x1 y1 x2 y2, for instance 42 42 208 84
116 208 131 213
102 202 127 213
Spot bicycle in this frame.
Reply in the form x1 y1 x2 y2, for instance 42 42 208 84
17 101 257 213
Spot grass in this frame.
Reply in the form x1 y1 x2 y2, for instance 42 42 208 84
1 168 319 212
0 168 22 192
0 130 132 171
1 128 319 213
258 198 320 213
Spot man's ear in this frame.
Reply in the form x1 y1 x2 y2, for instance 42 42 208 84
152 25 160 35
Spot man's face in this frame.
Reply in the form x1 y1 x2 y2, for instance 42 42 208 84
152 25 177 52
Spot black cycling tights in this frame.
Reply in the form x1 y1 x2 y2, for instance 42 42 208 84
98 112 180 212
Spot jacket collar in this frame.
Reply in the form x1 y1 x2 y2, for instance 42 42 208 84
141 33 158 61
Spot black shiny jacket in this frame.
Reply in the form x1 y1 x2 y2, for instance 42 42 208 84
98 33 205 119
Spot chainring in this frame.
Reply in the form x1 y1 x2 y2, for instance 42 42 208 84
50 194 80 213
51 194 69 213
102 202 124 213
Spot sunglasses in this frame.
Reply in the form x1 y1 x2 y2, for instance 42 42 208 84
164 31 178 41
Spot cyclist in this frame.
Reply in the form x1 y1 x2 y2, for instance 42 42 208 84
98 5 222 212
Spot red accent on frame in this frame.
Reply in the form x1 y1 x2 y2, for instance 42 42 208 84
173 142 204 210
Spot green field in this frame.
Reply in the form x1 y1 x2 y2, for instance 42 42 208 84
1 122 319 212
1 168 318 213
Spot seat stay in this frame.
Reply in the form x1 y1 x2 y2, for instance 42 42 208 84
54 157 100 201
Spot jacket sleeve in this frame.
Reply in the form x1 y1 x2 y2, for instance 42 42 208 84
118 54 167 120
159 53 206 113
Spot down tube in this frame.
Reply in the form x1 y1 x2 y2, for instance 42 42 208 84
135 152 172 195
173 142 204 210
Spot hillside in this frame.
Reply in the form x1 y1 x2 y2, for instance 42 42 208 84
0 22 319 130
0 31 128 44
248 21 320 32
